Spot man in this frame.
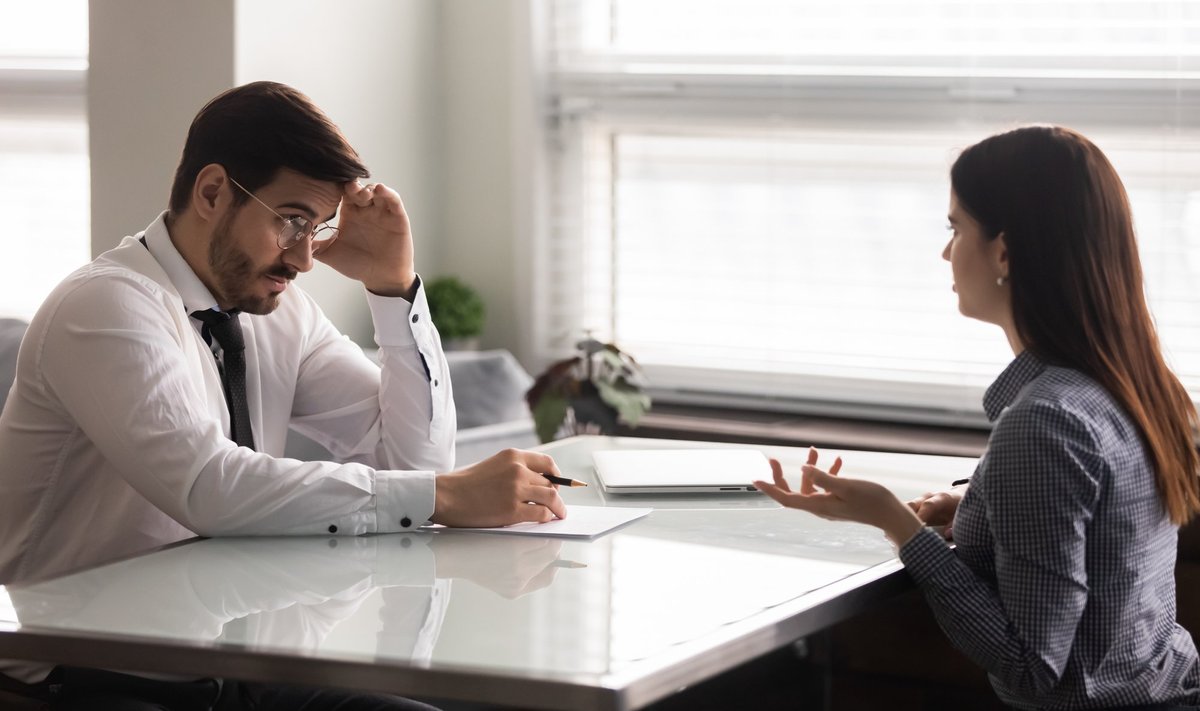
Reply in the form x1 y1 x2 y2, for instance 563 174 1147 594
0 81 565 709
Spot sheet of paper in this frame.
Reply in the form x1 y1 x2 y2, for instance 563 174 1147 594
432 505 651 539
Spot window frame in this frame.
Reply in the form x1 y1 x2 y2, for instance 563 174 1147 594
534 1 1200 427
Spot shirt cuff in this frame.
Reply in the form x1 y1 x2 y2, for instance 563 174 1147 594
367 275 430 348
898 526 957 586
373 468 437 533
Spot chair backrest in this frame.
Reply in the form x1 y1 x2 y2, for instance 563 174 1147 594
445 349 534 429
1180 516 1200 564
1177 518 1200 646
0 319 28 412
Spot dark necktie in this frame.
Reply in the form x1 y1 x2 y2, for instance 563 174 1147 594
190 309 256 450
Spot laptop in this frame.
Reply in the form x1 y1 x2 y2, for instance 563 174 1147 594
592 448 772 495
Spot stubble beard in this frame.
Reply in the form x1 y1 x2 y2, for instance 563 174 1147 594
208 210 294 316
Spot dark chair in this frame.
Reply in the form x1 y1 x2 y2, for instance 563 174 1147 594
1177 515 1200 646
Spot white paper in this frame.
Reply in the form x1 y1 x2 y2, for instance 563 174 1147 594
433 505 651 539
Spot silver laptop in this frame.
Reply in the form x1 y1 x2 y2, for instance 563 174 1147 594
592 449 771 495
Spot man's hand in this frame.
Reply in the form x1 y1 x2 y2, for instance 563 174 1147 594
754 447 923 547
315 181 417 299
432 449 568 528
431 535 566 599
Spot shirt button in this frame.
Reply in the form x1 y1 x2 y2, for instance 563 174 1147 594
411 314 419 323
328 525 338 533
433 379 439 387
400 517 412 528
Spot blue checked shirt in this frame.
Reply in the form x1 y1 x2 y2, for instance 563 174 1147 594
900 351 1200 710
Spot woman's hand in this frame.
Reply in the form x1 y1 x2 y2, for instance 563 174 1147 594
754 447 925 547
907 484 967 539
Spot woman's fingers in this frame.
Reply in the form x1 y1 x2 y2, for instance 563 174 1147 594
769 458 790 493
801 464 838 492
801 451 818 494
756 480 812 507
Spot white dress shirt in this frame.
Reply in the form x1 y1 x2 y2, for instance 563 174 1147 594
0 212 456 585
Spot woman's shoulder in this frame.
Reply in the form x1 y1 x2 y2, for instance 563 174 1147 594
1025 365 1117 412
993 364 1138 459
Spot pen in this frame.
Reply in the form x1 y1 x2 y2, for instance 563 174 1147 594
543 473 588 487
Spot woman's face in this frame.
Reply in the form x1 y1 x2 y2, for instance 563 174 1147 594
942 190 1010 326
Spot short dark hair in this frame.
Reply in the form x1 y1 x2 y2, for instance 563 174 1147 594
168 81 370 215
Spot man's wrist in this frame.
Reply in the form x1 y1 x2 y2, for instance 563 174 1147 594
430 471 459 526
365 273 418 301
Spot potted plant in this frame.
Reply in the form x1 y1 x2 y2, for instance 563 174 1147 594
525 336 651 443
426 276 485 350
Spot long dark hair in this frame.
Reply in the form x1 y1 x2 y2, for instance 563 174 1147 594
952 125 1200 524
168 81 369 216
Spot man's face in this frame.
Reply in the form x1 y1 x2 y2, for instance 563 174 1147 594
207 169 342 314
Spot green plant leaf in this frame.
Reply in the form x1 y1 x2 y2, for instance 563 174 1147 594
595 380 651 426
596 349 627 381
525 356 582 409
531 392 569 443
426 277 485 339
615 369 648 389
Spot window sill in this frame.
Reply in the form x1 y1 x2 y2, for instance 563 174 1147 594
620 403 989 458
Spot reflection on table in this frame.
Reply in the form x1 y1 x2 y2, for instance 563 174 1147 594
0 436 978 710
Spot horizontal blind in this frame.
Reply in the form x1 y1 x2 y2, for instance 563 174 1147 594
542 1 1200 423
555 1 1200 66
0 0 89 321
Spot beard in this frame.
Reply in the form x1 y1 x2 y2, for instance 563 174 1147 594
208 210 297 315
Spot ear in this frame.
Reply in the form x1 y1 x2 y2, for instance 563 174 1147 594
191 164 231 224
992 231 1010 281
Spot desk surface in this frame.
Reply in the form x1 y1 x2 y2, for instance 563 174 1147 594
0 436 976 711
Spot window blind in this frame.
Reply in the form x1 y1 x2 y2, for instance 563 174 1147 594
0 1 89 321
540 0 1200 424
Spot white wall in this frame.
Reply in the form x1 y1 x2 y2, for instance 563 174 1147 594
88 0 533 357
88 0 236 256
234 0 444 345
438 1 537 362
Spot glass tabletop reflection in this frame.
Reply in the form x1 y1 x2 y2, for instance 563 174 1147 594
0 436 976 687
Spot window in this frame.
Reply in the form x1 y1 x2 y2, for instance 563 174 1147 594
0 1 90 321
539 0 1200 425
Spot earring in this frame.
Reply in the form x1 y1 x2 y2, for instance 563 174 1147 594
996 276 1007 286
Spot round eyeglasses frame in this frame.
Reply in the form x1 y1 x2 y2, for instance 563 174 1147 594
227 175 339 251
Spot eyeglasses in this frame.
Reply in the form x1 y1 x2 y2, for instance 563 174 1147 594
227 175 339 251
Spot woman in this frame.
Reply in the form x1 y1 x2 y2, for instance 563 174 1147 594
757 126 1200 710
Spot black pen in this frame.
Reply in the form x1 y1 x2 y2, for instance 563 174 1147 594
543 473 588 487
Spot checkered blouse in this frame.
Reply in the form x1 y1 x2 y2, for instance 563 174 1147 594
900 351 1200 709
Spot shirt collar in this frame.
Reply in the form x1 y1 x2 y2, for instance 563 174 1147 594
983 350 1047 422
140 211 221 314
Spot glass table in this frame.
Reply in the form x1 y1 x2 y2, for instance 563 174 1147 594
0 436 977 710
